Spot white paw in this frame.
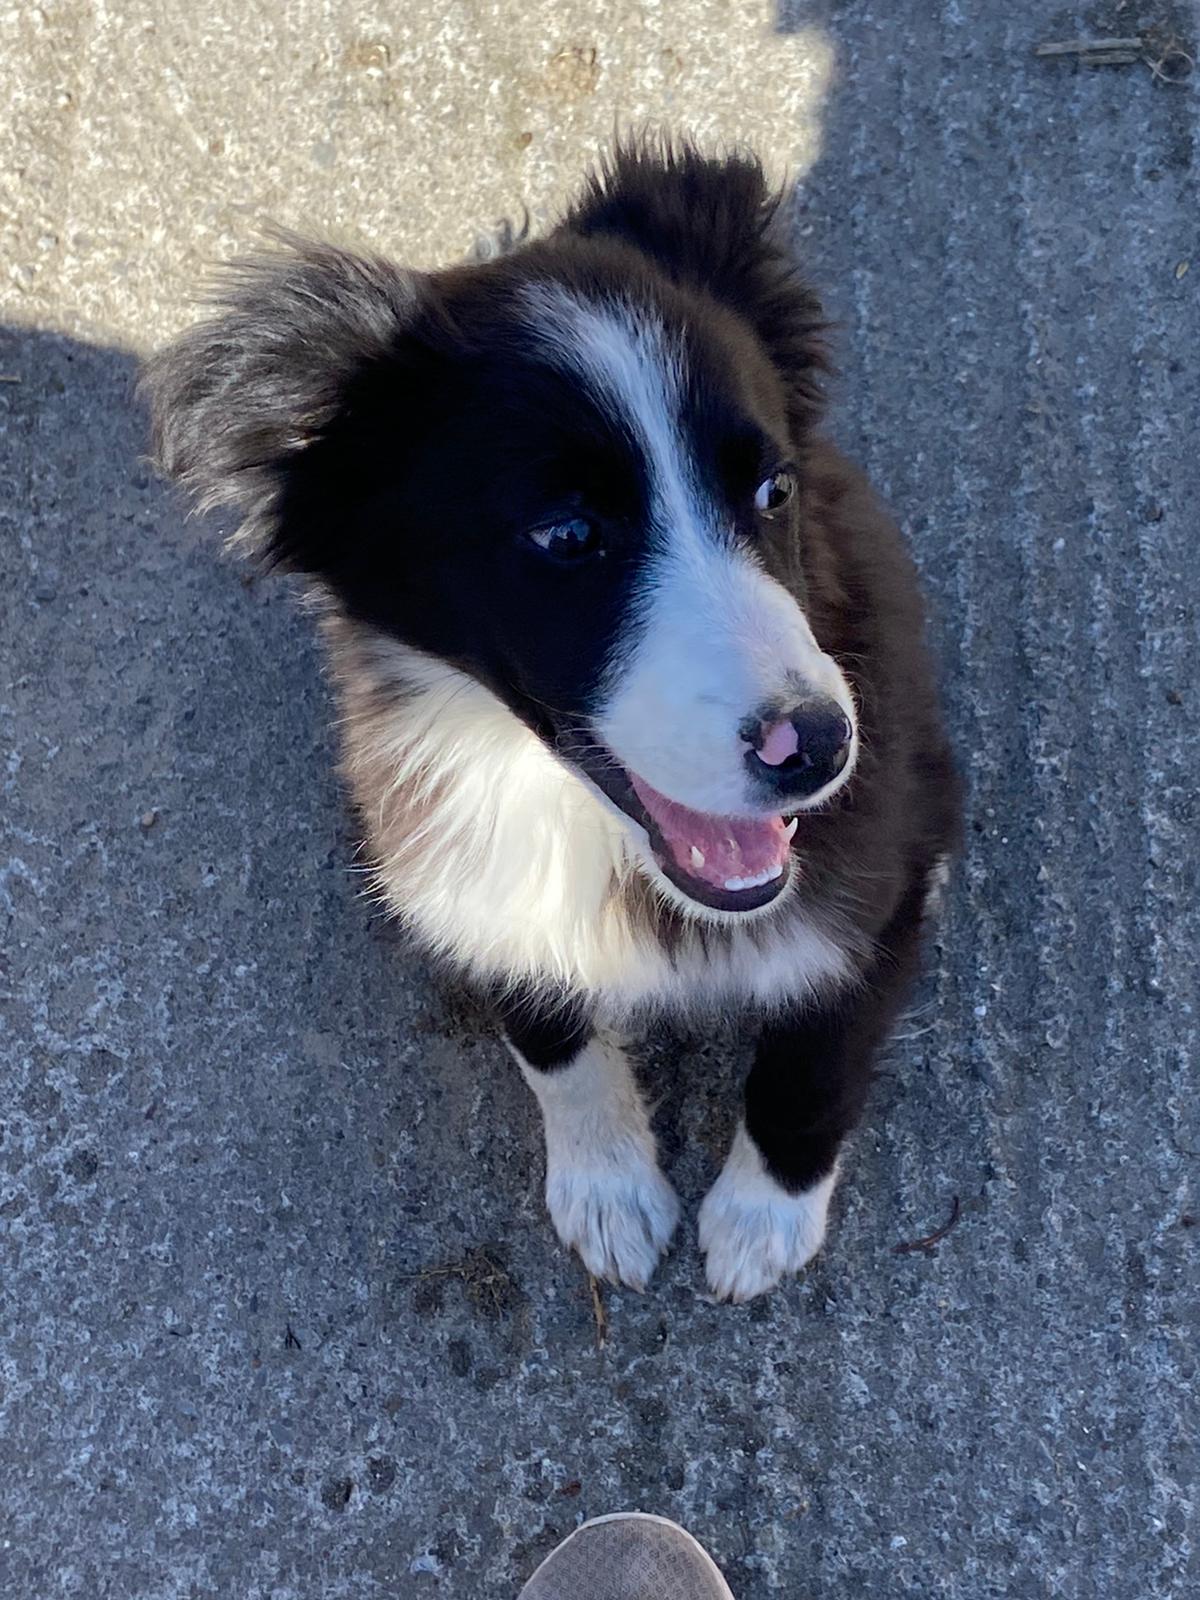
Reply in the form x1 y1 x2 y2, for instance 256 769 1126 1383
511 1033 679 1291
699 1125 837 1302
546 1143 681 1290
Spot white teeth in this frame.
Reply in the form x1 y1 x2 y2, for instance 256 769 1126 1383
723 863 786 894
690 846 706 870
783 817 799 842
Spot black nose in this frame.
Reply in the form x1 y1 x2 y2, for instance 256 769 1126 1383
746 698 854 799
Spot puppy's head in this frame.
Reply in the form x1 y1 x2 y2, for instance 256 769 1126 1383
145 141 858 920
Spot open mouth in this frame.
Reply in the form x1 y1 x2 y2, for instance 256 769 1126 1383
571 737 796 913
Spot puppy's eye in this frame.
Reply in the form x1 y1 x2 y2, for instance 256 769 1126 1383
528 516 603 563
754 470 796 515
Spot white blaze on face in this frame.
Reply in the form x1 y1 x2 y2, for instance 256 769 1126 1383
522 283 854 818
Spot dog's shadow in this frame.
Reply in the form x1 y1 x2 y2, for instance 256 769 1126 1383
3 323 472 1210
3 320 979 1326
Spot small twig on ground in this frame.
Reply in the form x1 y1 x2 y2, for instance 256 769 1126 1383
0 374 22 383
587 1271 609 1349
1145 39 1194 84
1035 37 1142 63
1035 34 1194 79
895 1195 962 1255
399 1246 515 1318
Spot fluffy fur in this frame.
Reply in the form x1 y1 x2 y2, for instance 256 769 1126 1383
509 1032 680 1291
145 139 960 1300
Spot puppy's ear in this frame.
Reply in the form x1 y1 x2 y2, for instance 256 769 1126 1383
564 137 829 427
142 231 419 563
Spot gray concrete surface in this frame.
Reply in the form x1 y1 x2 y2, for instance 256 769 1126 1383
2 3 1197 1597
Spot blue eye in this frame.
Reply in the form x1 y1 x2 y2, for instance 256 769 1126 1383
528 515 603 563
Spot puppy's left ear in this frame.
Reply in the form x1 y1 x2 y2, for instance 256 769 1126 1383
142 231 419 563
564 138 830 430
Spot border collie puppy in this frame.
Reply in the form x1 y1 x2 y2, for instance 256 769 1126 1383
145 140 960 1302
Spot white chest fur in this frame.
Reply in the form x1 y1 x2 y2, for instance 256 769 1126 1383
327 620 852 1019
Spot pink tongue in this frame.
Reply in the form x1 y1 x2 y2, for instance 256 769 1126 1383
628 774 790 891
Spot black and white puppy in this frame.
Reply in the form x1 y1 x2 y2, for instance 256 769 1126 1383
145 141 960 1301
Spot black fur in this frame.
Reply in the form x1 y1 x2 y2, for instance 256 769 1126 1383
565 142 830 434
746 875 934 1192
148 231 420 559
145 137 961 1278
494 985 594 1071
146 145 823 748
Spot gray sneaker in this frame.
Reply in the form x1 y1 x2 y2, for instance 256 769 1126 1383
518 1513 736 1599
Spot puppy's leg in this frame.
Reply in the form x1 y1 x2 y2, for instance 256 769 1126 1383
701 886 930 1301
499 991 679 1290
698 1005 867 1303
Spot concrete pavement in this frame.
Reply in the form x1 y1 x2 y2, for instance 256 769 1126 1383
2 3 1197 1596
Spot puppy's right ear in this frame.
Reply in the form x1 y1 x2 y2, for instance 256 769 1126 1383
142 231 419 563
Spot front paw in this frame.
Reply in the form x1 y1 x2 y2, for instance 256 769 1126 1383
699 1127 837 1302
546 1144 680 1291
